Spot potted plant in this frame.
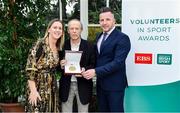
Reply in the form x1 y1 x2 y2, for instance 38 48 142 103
0 36 31 112
0 0 59 112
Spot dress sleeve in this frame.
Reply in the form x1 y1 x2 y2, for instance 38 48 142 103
25 40 41 81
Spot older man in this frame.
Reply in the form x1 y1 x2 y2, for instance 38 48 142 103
59 19 96 113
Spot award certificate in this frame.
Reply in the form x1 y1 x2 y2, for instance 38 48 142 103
65 50 83 74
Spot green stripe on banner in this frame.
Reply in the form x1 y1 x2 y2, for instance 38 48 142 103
125 81 180 112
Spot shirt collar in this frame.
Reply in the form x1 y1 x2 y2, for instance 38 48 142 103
103 26 115 35
70 38 81 47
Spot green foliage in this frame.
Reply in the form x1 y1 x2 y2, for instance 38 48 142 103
88 26 102 43
0 0 59 39
0 36 33 103
62 0 122 24
0 0 59 103
55 70 62 81
88 0 122 24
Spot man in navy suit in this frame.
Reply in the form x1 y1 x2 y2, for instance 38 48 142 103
82 7 131 112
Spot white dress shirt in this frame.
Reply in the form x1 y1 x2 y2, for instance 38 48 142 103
70 40 80 82
97 26 115 53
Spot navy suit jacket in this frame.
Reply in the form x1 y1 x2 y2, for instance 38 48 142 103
95 28 131 91
59 38 96 105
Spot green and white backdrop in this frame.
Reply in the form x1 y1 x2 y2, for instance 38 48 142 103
122 0 180 112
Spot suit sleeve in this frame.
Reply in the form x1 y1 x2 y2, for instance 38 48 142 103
95 34 131 77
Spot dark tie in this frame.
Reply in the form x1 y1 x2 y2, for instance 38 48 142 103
100 32 107 50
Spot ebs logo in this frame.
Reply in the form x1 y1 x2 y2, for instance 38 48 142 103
135 53 152 64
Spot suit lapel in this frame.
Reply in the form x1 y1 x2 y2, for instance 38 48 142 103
100 29 117 53
79 39 84 51
96 33 102 55
65 39 71 50
78 39 85 66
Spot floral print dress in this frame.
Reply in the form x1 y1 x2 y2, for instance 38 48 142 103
25 38 60 112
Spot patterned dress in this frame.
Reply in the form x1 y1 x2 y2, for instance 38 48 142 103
25 38 60 112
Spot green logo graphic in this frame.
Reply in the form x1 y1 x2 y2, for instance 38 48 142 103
157 54 172 65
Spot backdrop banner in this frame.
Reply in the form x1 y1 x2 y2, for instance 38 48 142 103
122 0 180 86
122 0 180 112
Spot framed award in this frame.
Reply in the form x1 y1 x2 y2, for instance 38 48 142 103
64 50 83 74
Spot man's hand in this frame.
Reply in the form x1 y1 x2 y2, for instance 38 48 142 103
82 69 96 80
75 67 85 77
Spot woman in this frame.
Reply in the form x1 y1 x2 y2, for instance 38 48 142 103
25 19 64 112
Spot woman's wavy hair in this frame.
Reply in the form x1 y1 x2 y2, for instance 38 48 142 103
43 18 65 51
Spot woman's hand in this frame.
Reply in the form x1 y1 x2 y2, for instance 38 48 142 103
28 90 42 106
28 80 42 106
60 59 67 69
